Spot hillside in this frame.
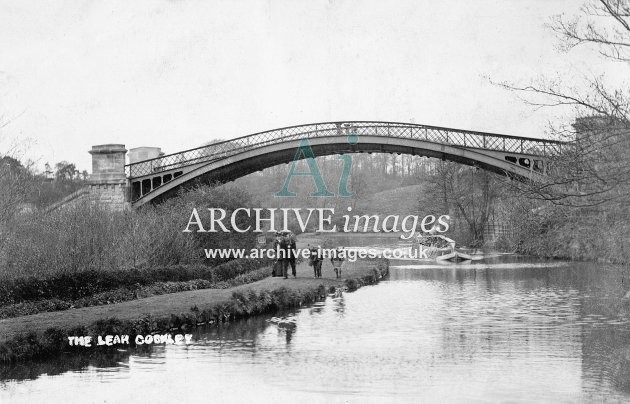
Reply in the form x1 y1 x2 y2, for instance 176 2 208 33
353 184 424 216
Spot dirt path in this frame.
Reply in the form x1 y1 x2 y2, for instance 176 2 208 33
0 259 375 344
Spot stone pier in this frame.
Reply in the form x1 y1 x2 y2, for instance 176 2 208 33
88 144 129 210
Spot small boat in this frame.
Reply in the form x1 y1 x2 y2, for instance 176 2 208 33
268 317 297 329
435 250 480 263
414 234 483 263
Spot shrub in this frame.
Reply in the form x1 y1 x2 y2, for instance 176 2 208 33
0 265 274 319
0 258 272 307
0 183 260 280
345 278 359 292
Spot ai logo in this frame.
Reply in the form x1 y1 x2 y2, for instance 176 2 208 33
275 134 358 197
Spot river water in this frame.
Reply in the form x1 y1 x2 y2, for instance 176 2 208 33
2 242 630 402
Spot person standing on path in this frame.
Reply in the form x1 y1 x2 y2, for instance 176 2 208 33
273 232 290 279
308 245 323 278
286 233 298 278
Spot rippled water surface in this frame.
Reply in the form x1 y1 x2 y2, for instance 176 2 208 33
3 254 630 403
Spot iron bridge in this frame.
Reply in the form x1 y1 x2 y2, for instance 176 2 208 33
126 121 567 206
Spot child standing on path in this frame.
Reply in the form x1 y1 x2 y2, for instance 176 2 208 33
330 247 345 279
308 245 323 278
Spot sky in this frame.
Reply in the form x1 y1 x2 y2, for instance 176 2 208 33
0 0 621 172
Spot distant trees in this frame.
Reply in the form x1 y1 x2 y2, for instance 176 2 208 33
0 152 89 223
54 161 79 181
31 161 88 208
233 152 437 216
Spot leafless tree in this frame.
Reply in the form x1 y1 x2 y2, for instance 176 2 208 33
497 0 630 208
0 157 31 228
0 113 33 230
421 161 501 246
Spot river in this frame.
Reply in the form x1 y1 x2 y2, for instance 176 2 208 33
2 239 630 403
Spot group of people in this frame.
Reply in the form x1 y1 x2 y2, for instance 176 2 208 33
271 231 345 279
307 245 345 279
272 231 298 279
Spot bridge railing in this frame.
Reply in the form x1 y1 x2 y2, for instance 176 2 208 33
126 121 566 178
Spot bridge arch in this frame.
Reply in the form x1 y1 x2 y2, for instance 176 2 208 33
127 121 564 207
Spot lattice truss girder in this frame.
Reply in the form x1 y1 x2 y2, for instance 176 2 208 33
126 122 565 178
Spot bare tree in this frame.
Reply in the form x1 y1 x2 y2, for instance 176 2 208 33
497 0 630 208
0 156 32 229
0 111 34 229
550 0 630 63
421 161 501 246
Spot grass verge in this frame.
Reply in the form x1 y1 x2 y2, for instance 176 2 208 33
0 267 273 319
0 258 389 364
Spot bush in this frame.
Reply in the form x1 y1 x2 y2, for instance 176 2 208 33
504 205 630 265
0 258 272 307
0 183 260 279
0 299 72 319
345 278 359 292
0 265 274 319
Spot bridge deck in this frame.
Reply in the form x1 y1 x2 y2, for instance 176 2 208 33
126 121 566 179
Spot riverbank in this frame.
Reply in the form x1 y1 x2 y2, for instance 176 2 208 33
0 257 389 363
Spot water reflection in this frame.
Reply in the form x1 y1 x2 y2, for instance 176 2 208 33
2 258 630 402
0 350 131 383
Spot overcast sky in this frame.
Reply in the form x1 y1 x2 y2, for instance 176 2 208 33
0 0 619 171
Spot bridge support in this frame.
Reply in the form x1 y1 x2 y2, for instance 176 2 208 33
88 144 130 210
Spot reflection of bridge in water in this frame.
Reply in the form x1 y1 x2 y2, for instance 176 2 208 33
125 121 566 207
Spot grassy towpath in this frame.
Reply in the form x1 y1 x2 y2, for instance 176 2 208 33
0 258 381 345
